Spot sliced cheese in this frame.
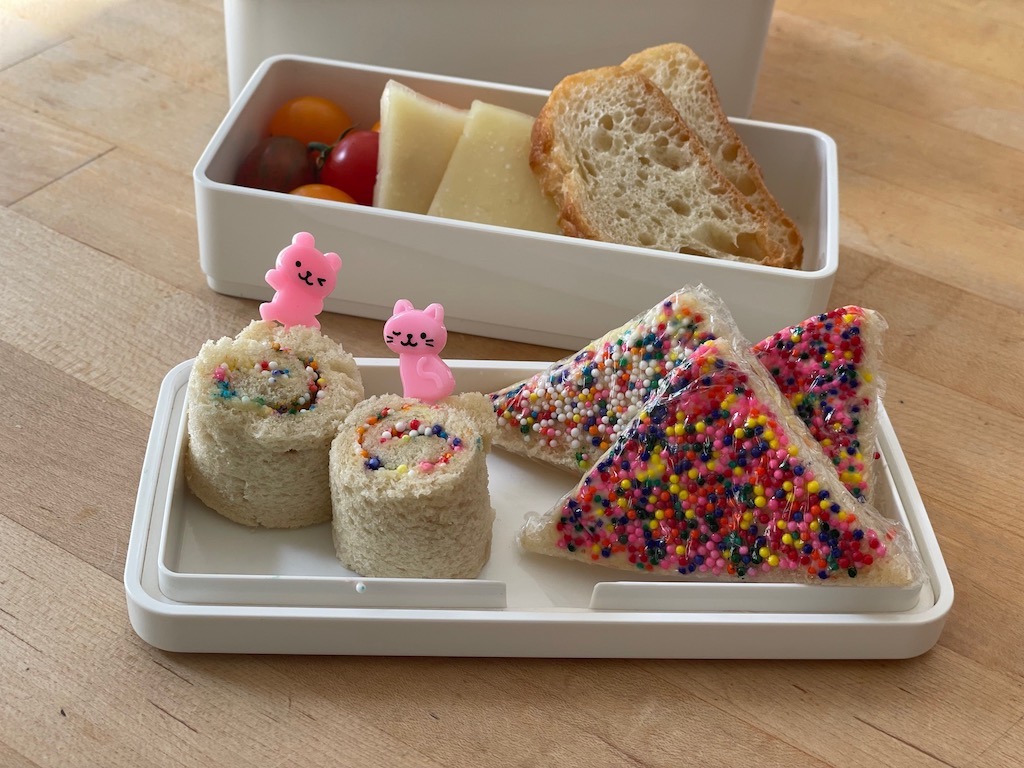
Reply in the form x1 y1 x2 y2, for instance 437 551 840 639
373 80 468 214
427 101 561 234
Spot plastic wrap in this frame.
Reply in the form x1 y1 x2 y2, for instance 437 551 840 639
184 320 363 528
329 393 495 579
518 336 924 586
752 307 886 502
490 285 740 473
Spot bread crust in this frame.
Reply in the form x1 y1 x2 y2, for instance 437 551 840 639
622 43 803 269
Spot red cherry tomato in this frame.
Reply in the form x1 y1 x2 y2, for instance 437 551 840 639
318 130 379 206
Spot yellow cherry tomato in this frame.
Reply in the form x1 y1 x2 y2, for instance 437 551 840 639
289 184 356 203
269 96 352 145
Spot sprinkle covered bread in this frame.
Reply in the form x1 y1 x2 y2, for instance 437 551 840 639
490 286 735 472
185 320 364 528
519 338 921 586
754 307 886 501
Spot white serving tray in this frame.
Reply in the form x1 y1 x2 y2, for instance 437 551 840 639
195 55 838 349
125 359 953 658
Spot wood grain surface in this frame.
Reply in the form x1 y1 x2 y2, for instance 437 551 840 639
1 1 1022 765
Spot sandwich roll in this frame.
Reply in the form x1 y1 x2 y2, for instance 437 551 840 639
330 393 495 579
185 320 364 528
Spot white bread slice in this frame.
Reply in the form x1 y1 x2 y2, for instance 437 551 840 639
330 393 495 579
184 320 364 528
518 337 923 587
530 66 787 266
622 43 803 269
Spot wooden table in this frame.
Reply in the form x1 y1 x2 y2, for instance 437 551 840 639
2 1 1022 765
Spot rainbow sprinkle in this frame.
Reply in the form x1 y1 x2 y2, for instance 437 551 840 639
491 290 720 470
357 405 464 474
491 292 884 501
543 340 894 581
753 307 882 499
209 342 326 415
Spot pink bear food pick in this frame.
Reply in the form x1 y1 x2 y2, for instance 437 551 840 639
383 299 456 404
259 231 342 330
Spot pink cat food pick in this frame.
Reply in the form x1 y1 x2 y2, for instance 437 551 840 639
383 299 456 404
259 232 342 330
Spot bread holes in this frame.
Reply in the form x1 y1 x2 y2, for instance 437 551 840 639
638 232 655 246
593 130 613 152
734 232 764 261
648 145 683 171
576 158 598 179
632 116 651 132
711 205 728 221
734 174 757 196
722 142 740 162
598 113 614 130
692 222 746 258
666 198 691 216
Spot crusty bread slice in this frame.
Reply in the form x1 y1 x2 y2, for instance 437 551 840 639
519 337 923 587
530 66 788 266
622 43 803 269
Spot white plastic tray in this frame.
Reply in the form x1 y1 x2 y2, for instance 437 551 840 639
125 359 953 657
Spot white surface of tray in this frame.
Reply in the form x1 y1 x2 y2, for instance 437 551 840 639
125 359 953 658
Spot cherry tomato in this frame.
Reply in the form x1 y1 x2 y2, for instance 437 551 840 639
269 96 352 146
289 184 356 203
235 136 316 192
318 130 379 206
371 120 381 132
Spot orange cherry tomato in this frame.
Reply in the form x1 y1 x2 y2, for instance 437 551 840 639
269 96 353 145
371 120 381 132
289 184 356 203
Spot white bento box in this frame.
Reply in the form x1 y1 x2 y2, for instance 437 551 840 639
194 54 838 350
223 0 776 116
125 359 952 658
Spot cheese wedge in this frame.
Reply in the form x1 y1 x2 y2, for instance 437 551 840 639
373 80 468 214
428 101 561 233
